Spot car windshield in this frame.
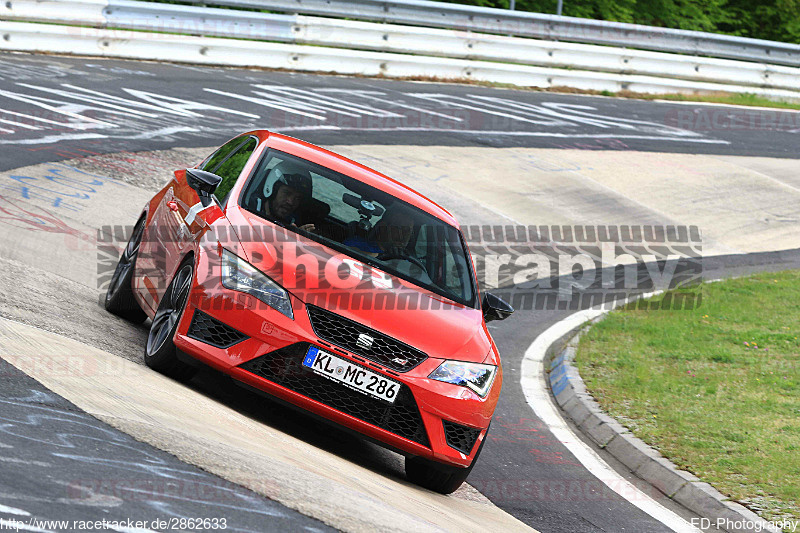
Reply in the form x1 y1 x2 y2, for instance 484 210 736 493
239 149 477 307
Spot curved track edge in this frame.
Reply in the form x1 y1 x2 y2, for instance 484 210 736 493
0 316 536 533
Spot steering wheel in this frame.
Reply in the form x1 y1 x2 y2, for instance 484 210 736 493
378 251 428 273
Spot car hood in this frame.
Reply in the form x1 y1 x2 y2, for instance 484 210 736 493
225 206 491 363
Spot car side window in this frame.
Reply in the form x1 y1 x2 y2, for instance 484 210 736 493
201 137 244 173
202 137 258 204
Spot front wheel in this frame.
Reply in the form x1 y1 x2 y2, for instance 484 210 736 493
144 260 196 380
405 426 488 494
105 216 147 323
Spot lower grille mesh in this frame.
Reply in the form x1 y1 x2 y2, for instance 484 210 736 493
187 310 248 349
443 420 481 454
239 343 429 447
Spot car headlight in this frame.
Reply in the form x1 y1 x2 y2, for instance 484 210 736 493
428 361 497 397
221 249 293 319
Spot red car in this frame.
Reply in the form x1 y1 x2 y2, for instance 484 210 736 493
105 130 513 493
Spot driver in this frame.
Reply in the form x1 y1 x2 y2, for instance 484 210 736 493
262 162 315 232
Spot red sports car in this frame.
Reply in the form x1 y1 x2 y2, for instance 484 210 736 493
105 130 513 493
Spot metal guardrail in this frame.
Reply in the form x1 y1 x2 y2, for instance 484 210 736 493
6 0 799 92
291 17 800 92
182 0 800 67
104 0 295 41
2 0 296 41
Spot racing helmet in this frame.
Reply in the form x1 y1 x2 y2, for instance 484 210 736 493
262 161 313 200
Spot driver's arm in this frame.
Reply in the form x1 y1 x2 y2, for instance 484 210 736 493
295 223 316 233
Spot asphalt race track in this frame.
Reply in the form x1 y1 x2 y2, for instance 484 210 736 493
0 358 334 533
1 52 799 533
1 52 799 173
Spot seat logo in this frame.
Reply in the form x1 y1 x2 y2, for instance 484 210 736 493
356 333 374 350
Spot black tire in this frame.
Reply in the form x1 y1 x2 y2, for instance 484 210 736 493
144 259 196 381
405 425 489 494
105 215 148 324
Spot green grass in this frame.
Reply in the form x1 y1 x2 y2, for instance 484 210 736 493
617 90 800 110
576 270 800 526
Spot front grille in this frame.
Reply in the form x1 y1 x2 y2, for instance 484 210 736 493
306 305 427 372
443 420 481 455
187 310 248 349
240 343 429 447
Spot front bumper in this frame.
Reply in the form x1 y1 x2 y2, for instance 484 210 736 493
172 251 501 468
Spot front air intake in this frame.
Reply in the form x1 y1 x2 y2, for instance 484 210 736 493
443 420 481 455
240 343 430 447
187 310 248 349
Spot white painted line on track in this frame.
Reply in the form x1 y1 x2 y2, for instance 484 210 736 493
127 126 201 140
0 117 40 130
204 88 328 120
520 307 702 533
254 85 406 118
0 504 31 516
406 93 569 125
316 89 466 122
0 133 106 145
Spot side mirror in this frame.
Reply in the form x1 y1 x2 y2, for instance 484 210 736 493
186 168 223 207
482 292 514 323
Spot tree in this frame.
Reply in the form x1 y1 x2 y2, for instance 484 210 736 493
436 0 800 43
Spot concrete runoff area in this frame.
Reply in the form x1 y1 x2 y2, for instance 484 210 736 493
0 144 798 531
0 144 797 365
2 145 797 305
0 317 529 533
0 147 529 532
326 146 800 255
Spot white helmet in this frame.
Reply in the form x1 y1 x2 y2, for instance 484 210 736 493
262 161 313 200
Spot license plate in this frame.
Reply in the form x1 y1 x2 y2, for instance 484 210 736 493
302 346 399 404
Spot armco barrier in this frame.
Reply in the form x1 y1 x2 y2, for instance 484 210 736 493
181 0 800 67
2 0 800 100
3 20 800 103
3 0 295 40
291 17 800 92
